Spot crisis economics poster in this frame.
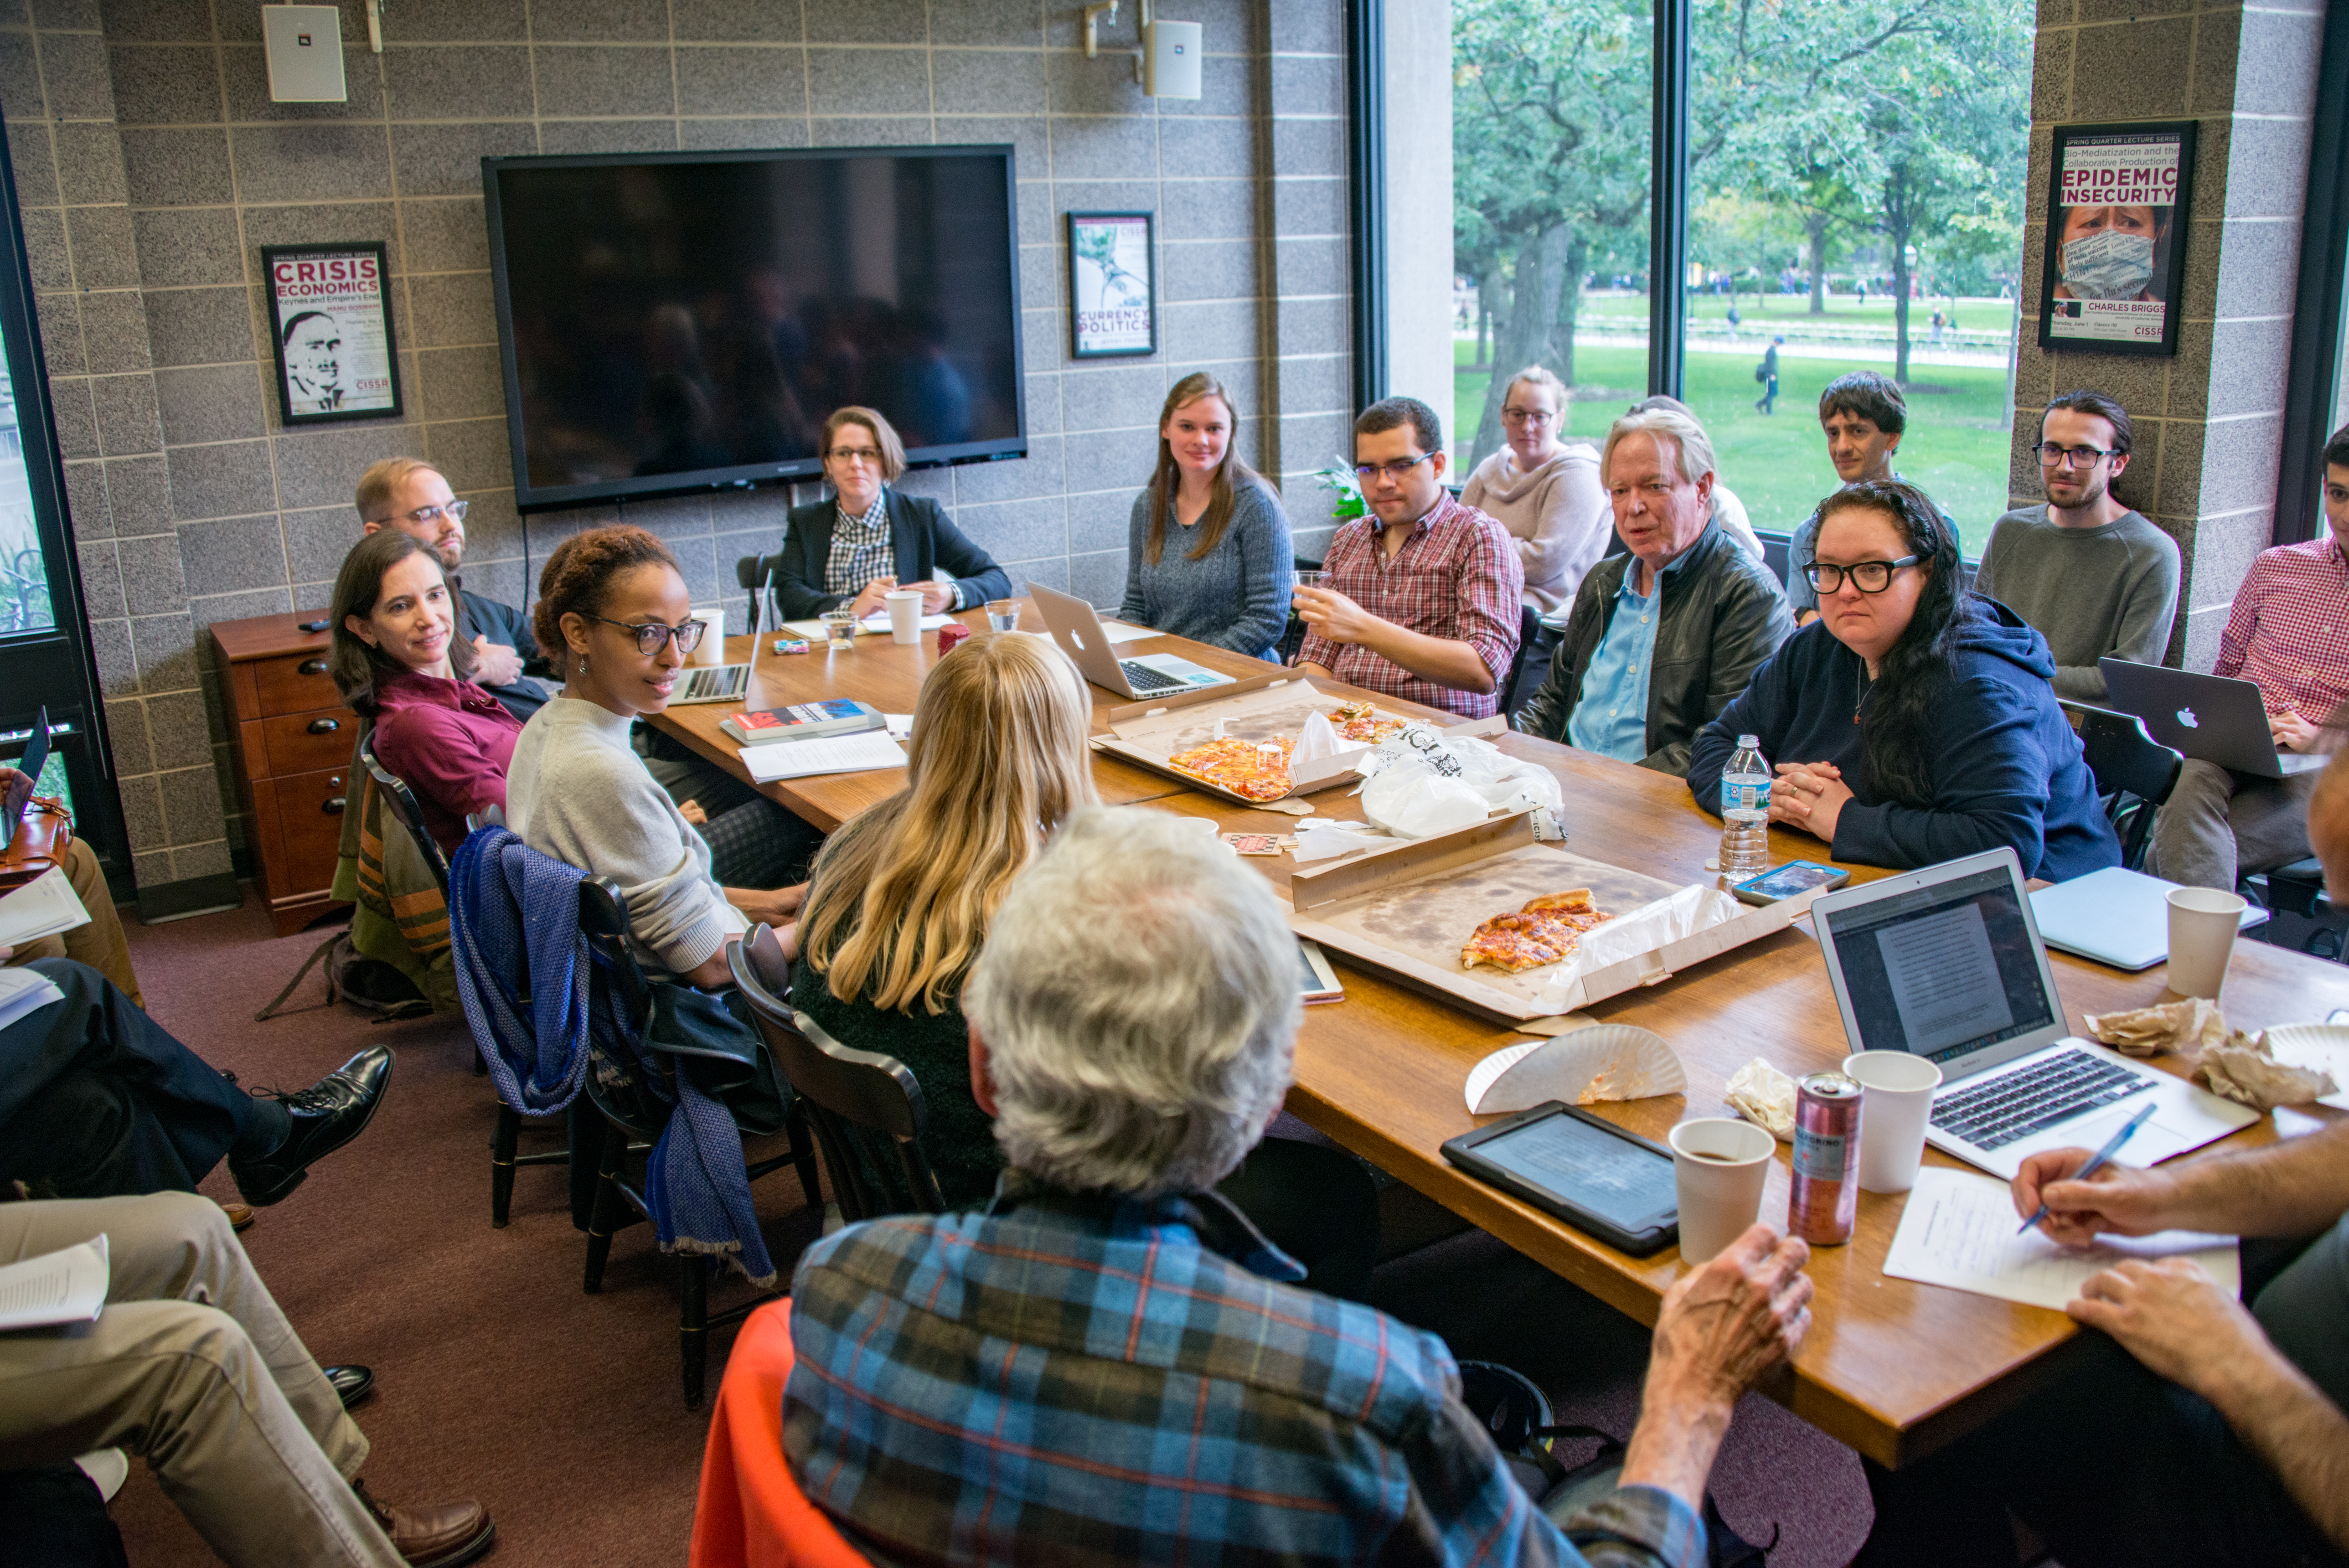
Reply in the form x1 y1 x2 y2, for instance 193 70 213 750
2036 122 2196 358
261 243 405 424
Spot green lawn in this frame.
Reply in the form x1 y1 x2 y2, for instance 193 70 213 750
1452 335 2018 558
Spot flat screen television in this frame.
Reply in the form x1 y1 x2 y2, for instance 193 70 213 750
482 146 1025 513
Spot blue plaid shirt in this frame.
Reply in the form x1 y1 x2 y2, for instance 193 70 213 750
784 1177 1706 1567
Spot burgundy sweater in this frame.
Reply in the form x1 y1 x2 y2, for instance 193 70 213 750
370 669 525 855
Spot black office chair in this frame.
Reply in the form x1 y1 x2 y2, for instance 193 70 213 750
575 878 822 1408
2064 703 2183 871
729 925 946 1221
1496 604 1543 718
358 730 452 894
1274 554 1323 666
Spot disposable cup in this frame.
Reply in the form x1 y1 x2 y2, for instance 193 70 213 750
2166 887 2247 1000
1669 1117 1777 1265
1843 1051 1942 1194
687 605 725 666
884 589 923 646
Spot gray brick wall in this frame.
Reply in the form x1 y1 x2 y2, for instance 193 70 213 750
2015 0 2325 672
0 0 1351 894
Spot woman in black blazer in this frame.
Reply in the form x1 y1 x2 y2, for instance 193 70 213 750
763 406 1013 622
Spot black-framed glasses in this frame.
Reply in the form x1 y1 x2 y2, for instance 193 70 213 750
583 612 707 656
1803 556 1920 594
2031 442 2119 469
369 499 469 528
1353 453 1437 481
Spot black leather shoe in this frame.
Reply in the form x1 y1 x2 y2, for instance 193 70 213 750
325 1364 374 1409
228 1046 395 1207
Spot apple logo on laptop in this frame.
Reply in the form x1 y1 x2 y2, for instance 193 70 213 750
2176 707 2199 729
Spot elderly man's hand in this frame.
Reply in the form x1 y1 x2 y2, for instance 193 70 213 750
1646 1224 1815 1412
2068 1257 2265 1399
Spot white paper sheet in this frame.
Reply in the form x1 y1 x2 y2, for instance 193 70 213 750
858 611 954 633
0 1234 108 1332
741 731 908 782
1098 621 1161 644
1882 1167 2239 1311
883 713 915 740
0 965 65 1032
0 865 91 948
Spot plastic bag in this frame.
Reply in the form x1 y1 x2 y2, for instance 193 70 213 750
1359 724 1563 839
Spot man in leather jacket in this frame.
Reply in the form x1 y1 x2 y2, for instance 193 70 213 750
1515 407 1793 775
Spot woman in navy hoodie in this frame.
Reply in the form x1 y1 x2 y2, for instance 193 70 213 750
1688 479 2120 881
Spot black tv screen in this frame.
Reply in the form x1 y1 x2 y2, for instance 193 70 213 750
482 146 1025 512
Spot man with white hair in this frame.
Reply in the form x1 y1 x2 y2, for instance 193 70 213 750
1515 407 1793 775
784 806 1815 1565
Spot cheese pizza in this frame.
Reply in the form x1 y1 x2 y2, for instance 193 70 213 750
1460 890 1615 974
1166 736 1296 802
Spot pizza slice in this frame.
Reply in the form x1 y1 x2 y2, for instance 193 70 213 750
1460 890 1614 973
1330 700 1408 746
1166 736 1296 802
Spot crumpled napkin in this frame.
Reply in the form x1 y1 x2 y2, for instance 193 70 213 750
1725 1056 1797 1141
2193 1029 2340 1110
2083 998 2228 1058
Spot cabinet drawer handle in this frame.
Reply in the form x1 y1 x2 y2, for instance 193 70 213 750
307 716 341 734
323 797 346 815
298 658 328 676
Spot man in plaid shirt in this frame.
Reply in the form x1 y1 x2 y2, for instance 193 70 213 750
784 807 1816 1567
2149 424 2349 889
1295 397 1525 718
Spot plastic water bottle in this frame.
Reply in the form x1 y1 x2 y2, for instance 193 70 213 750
1718 734 1772 881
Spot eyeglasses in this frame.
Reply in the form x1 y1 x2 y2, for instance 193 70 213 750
1352 453 1437 481
369 499 469 528
1501 408 1556 427
827 446 883 466
2032 443 2119 469
582 612 708 657
1803 556 1920 594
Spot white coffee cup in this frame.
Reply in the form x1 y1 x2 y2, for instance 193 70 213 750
687 605 725 666
1842 1050 1943 1194
2166 887 2246 1000
884 589 923 646
1669 1117 1777 1265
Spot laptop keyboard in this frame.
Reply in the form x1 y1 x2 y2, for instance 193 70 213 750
682 666 747 702
1119 660 1189 694
1930 1048 2151 1151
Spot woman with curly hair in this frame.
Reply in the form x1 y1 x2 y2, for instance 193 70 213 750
1686 479 2120 880
506 525 812 986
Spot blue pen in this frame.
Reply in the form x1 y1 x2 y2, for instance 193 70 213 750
2016 1101 2158 1235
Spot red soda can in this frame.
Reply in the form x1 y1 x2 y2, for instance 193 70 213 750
937 622 970 655
1789 1071 1862 1245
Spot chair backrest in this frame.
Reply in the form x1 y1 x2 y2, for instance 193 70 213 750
727 925 946 1221
2064 703 2183 871
1497 602 1542 716
575 875 673 1134
358 729 452 896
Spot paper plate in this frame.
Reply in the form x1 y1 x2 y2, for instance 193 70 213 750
1464 1024 1687 1115
2262 1023 2349 1111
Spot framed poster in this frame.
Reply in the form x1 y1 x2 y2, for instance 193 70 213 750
1066 212 1156 358
260 243 405 423
2035 121 2196 358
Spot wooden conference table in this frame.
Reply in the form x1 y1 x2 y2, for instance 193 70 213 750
651 607 2349 1468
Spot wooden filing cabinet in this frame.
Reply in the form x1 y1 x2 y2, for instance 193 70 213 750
210 612 358 936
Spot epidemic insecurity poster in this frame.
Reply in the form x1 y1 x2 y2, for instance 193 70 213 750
2038 123 2196 357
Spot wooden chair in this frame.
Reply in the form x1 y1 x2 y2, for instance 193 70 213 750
2064 703 2184 871
729 925 947 1222
358 729 452 893
575 879 823 1408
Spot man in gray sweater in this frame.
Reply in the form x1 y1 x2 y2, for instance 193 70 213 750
1975 390 2180 704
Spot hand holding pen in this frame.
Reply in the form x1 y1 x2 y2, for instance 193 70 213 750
2015 1102 2161 1238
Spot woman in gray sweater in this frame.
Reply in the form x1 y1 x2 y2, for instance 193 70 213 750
1116 372 1293 659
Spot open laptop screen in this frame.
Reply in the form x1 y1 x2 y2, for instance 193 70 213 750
1818 863 2055 1064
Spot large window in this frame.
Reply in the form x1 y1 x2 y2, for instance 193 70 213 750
1443 0 2033 554
0 318 53 636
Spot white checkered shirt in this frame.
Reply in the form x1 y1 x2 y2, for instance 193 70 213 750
824 492 893 597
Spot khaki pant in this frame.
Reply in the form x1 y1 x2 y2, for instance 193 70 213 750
2146 759 2316 892
6 836 143 1008
0 1192 402 1567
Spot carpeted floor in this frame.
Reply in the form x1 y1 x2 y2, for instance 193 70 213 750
107 888 1872 1567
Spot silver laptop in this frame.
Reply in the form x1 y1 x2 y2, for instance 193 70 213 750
672 577 769 705
1028 582 1235 699
2030 864 2268 971
1811 848 2257 1179
2100 658 2326 780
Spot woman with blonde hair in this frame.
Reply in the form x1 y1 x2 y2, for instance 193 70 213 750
793 630 1380 1293
1116 371 1294 659
1459 365 1609 616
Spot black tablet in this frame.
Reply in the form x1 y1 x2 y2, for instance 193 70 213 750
1442 1102 1680 1255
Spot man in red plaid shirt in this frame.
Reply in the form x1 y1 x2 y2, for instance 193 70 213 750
2149 423 2349 889
1293 397 1524 718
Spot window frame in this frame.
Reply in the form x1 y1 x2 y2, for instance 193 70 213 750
2277 0 2349 546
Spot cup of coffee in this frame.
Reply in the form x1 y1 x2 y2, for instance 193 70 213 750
1842 1050 1943 1194
2166 887 2247 1000
1669 1117 1777 1265
686 605 725 666
884 589 923 646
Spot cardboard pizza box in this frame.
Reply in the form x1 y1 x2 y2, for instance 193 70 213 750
1090 678 1463 806
1286 811 1801 1024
